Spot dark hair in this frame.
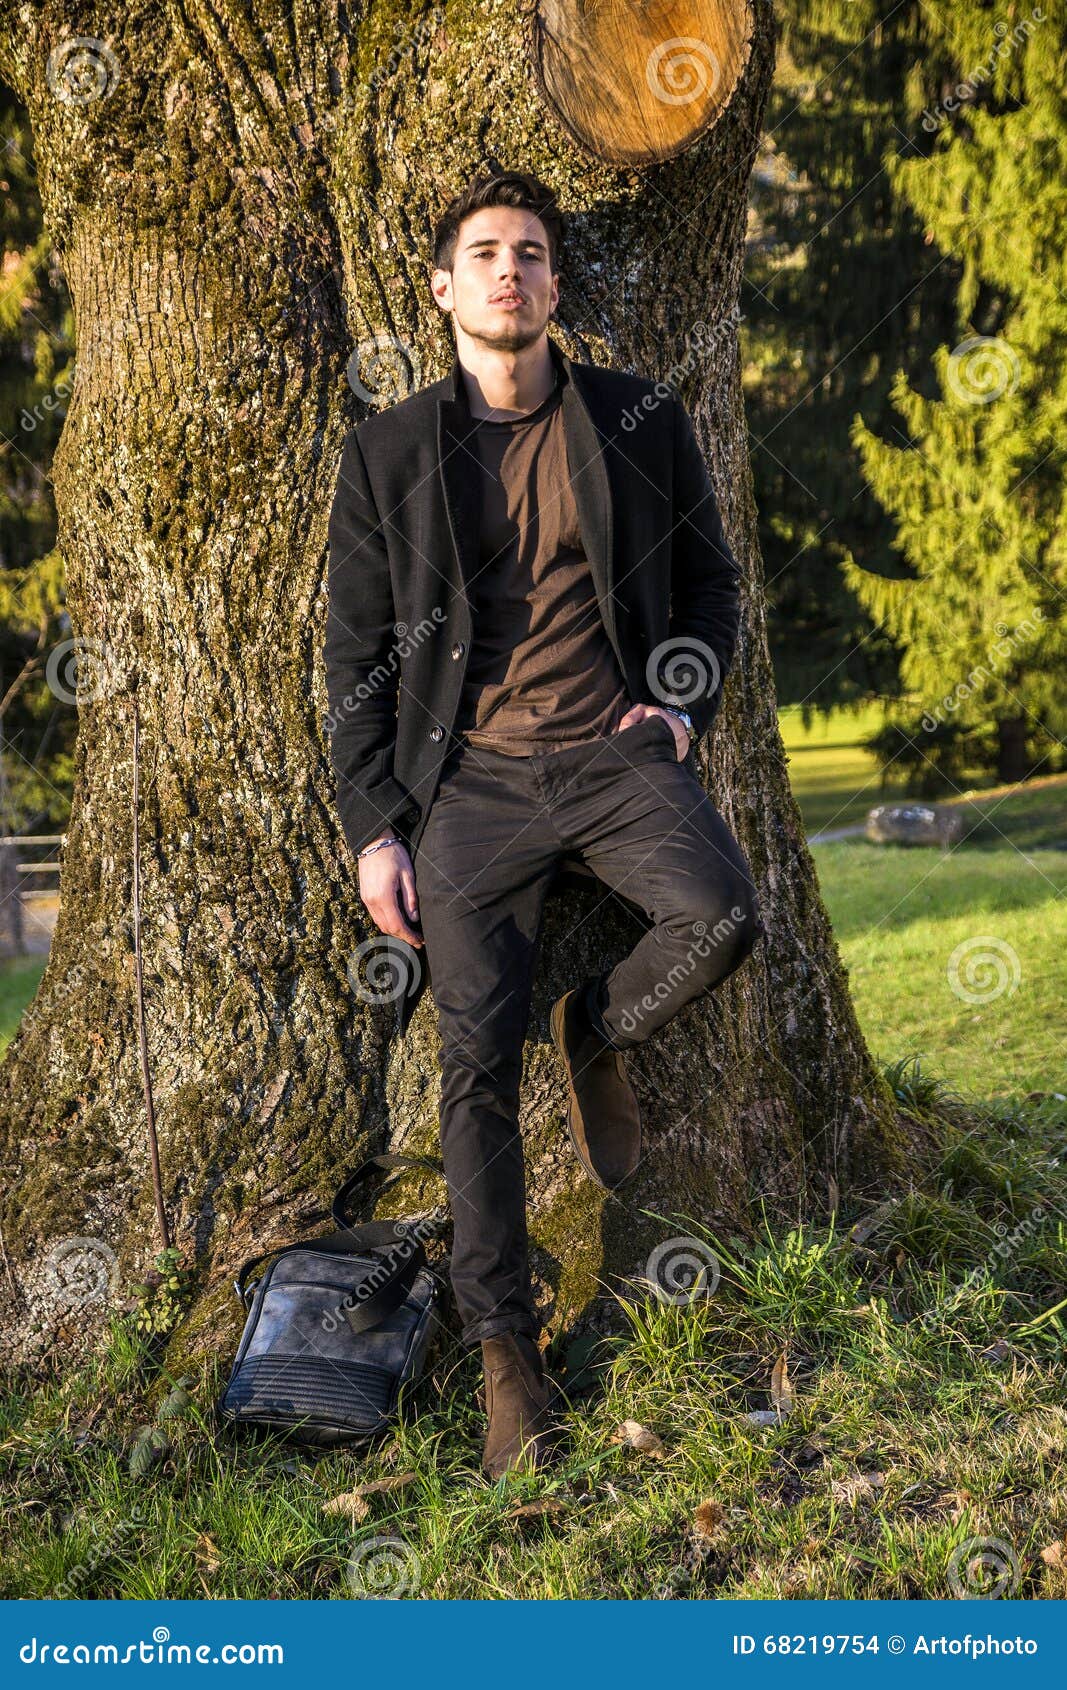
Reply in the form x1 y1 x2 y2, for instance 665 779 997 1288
432 171 563 275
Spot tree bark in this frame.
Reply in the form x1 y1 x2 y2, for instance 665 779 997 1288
0 0 910 1376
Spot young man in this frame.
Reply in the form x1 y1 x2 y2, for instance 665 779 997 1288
325 171 762 1478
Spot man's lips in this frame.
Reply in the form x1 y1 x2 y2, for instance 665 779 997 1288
490 293 526 306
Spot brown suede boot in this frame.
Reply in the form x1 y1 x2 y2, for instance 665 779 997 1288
480 1331 558 1479
549 983 642 1190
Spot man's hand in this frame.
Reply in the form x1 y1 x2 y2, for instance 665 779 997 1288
358 835 423 948
613 703 688 761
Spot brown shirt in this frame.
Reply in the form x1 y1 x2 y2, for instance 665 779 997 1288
454 379 631 755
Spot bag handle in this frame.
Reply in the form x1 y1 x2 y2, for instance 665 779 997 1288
330 1150 445 1231
233 1151 447 1335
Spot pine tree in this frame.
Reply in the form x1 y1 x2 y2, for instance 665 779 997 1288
744 0 959 711
843 2 1066 785
0 81 75 836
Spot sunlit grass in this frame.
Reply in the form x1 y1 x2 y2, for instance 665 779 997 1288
813 842 1067 1101
2 1088 1065 1600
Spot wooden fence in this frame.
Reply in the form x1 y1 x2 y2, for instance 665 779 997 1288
0 835 64 959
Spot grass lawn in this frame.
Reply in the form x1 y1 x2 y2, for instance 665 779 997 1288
1 708 1064 1599
780 702 1067 847
813 842 1067 1104
2 1082 1066 1599
780 701 897 836
0 957 46 1057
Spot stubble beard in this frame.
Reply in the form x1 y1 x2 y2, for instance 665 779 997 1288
459 307 551 356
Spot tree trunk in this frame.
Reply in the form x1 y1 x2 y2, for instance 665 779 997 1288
0 0 910 1376
996 716 1029 786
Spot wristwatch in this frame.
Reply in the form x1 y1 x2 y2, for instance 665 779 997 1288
659 703 697 743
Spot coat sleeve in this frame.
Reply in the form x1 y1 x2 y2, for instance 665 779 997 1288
324 429 419 859
666 396 742 738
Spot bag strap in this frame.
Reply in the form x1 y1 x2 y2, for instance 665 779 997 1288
233 1151 447 1336
330 1151 445 1231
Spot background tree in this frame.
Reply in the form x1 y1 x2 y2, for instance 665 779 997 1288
0 79 75 839
843 1 1066 787
0 0 910 1378
743 0 959 713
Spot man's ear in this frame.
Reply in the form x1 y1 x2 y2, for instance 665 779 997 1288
430 268 453 313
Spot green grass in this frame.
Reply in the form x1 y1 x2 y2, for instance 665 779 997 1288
947 781 1067 853
780 702 899 835
0 956 45 1056
780 703 1067 846
2 1085 1065 1599
813 842 1067 1103
2 706 1063 1597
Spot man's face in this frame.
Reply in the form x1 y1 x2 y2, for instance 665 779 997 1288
431 204 559 353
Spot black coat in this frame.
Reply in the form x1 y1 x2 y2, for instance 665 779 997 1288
324 334 742 1036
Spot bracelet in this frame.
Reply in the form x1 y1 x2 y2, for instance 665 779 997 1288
358 835 401 860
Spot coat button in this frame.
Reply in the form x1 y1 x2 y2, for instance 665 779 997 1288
430 726 444 742
451 641 465 659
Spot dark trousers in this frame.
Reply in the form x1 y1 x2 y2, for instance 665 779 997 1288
412 712 763 1347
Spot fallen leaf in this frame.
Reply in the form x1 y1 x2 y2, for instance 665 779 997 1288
1039 1540 1066 1569
980 1338 1012 1364
830 1471 884 1505
322 1491 370 1523
849 1195 905 1245
195 1533 221 1572
356 1473 418 1497
770 1354 794 1415
610 1419 665 1457
503 1496 566 1521
693 1499 726 1540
